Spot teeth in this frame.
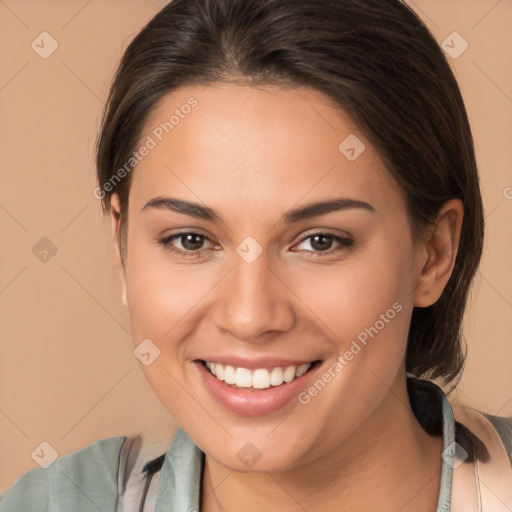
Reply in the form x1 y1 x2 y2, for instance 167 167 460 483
270 367 284 386
234 367 252 387
296 363 309 377
252 369 270 389
204 361 312 389
215 364 225 381
283 366 296 383
224 365 236 384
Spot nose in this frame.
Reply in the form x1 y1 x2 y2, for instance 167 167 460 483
211 251 295 343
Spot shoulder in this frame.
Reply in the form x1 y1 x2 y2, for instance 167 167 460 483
481 412 512 465
453 402 512 467
0 436 127 512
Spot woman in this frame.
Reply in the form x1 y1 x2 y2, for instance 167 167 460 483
2 0 511 510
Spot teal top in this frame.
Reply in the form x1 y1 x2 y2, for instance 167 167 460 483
0 381 508 512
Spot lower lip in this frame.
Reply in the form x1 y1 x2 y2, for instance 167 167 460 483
194 360 321 417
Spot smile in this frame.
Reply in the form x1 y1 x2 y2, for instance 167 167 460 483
203 360 312 389
195 358 323 416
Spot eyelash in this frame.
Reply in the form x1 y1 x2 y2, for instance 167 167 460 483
157 231 354 258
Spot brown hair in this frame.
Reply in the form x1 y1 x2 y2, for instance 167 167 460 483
96 0 485 459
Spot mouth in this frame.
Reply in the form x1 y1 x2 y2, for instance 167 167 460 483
194 357 324 416
199 359 322 390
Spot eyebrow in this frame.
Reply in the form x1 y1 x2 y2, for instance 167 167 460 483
142 196 375 224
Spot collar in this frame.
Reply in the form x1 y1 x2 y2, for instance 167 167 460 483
154 381 507 512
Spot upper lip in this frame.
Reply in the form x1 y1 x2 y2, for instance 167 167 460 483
196 356 319 370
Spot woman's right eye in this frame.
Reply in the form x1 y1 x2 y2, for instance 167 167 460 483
158 231 218 257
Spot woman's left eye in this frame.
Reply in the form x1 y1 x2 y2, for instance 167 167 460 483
158 231 353 258
293 233 354 255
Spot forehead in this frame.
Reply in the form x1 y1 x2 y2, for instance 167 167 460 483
129 83 402 216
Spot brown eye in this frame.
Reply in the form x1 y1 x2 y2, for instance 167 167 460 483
309 234 334 251
158 231 217 257
178 233 206 251
293 233 353 255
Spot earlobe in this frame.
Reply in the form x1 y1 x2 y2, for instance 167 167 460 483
121 288 128 308
110 194 122 248
413 199 463 308
110 193 129 309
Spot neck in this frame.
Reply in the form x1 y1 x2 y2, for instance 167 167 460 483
200 374 443 512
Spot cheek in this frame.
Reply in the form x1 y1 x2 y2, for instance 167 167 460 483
299 239 413 339
123 240 211 419
294 234 416 397
125 253 215 342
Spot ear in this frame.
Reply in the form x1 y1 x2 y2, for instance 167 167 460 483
413 199 464 308
110 193 128 309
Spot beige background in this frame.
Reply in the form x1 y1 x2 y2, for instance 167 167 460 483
0 0 511 493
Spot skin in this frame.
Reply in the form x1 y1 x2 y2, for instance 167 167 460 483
109 83 463 511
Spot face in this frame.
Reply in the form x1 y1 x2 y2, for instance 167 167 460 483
112 83 429 472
